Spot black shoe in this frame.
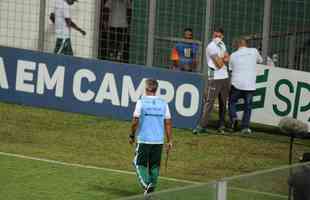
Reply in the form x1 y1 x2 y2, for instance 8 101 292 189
192 126 207 134
144 185 154 200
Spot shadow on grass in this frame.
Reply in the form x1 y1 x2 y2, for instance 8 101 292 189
89 184 138 197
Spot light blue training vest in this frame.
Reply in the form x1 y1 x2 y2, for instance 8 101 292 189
136 96 167 144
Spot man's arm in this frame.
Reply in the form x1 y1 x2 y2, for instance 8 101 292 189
164 119 173 150
170 47 180 70
129 117 139 144
65 18 86 36
210 54 225 69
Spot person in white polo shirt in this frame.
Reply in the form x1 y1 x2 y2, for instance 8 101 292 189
228 37 263 134
193 27 230 134
50 0 86 56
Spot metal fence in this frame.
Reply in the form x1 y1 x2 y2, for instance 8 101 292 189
0 0 309 71
119 162 310 200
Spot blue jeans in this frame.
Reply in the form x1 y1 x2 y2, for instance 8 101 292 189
229 86 254 129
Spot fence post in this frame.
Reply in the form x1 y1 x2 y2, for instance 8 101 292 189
146 0 156 67
201 0 213 75
93 0 102 58
38 0 47 51
262 0 272 64
217 180 227 200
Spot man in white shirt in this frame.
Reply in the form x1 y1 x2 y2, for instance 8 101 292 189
104 0 131 62
50 0 86 56
193 27 230 134
228 37 263 134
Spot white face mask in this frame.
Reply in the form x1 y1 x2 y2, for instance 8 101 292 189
213 37 222 44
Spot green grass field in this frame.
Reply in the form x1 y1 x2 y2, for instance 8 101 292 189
0 102 309 199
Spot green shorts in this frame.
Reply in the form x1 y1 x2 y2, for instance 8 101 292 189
54 38 73 56
135 143 163 167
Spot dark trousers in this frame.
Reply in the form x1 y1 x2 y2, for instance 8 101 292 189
54 38 73 56
133 144 163 190
229 86 254 129
199 78 230 128
108 27 128 61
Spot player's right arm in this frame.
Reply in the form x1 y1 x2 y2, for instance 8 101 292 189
63 2 86 36
65 18 86 36
129 100 142 145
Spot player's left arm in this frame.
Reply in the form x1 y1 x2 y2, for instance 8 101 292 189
65 18 86 36
164 104 172 150
129 100 141 144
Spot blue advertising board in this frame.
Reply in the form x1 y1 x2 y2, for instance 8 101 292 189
0 46 205 128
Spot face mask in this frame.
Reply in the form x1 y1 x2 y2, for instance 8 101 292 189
213 37 222 44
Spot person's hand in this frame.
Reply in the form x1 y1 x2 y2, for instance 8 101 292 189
80 29 86 36
166 142 173 152
223 52 230 63
129 134 135 145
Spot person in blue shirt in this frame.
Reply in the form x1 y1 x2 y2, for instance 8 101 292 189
129 79 173 196
171 28 199 72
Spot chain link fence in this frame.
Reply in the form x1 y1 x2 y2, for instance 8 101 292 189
0 0 309 71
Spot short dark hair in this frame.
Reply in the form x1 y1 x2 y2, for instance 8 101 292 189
214 27 224 35
233 37 247 48
184 28 193 33
145 79 158 93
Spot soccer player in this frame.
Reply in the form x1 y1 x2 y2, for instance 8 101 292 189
50 0 86 56
170 28 199 72
129 79 173 197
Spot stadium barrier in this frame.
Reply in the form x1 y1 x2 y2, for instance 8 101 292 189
0 46 204 129
240 64 310 128
119 162 310 200
0 46 309 129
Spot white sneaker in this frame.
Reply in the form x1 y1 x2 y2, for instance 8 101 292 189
241 128 252 134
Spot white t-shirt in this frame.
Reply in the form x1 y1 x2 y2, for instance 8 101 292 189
229 47 263 91
54 0 71 39
206 40 229 80
133 96 171 119
105 0 131 28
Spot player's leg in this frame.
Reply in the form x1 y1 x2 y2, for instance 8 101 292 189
148 144 163 193
133 143 150 190
54 38 63 54
62 38 73 56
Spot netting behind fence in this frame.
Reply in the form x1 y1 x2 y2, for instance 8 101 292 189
0 0 310 71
